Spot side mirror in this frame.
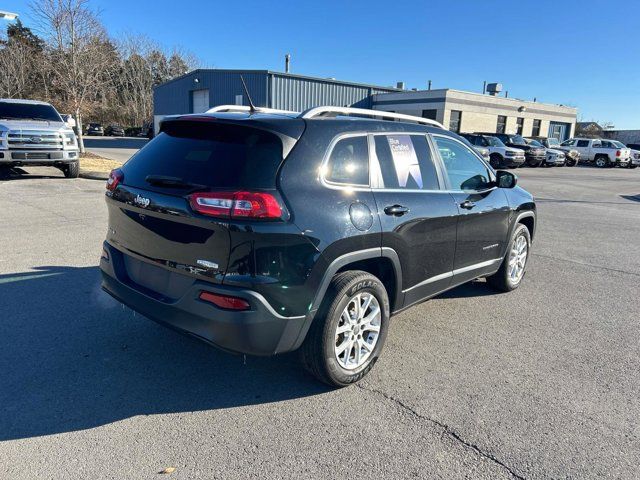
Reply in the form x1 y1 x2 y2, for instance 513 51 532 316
495 170 517 189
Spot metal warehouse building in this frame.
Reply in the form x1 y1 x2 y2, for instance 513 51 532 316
152 69 399 131
372 88 578 140
153 69 578 141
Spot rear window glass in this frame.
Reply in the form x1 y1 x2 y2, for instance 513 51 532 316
122 121 283 191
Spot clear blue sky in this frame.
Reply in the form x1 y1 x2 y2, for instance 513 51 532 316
5 0 640 128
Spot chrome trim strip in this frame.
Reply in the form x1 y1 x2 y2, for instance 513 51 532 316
402 258 502 293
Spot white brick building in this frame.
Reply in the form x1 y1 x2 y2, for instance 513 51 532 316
372 89 577 141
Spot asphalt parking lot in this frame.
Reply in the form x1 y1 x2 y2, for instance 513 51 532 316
1 166 638 479
84 137 148 163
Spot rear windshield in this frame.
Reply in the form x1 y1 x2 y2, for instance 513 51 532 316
122 121 283 191
0 102 62 122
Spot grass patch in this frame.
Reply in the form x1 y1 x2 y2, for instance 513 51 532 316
80 153 121 174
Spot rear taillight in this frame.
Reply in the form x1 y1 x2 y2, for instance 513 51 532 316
106 169 123 191
199 291 250 311
189 191 282 219
616 150 621 157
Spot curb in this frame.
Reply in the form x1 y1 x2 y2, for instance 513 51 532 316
79 170 109 181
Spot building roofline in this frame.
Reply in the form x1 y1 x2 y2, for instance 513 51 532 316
154 68 401 92
373 87 577 112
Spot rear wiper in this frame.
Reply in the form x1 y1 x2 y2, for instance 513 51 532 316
145 175 206 190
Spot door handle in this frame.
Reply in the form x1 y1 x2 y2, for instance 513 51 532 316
384 204 410 216
460 200 476 210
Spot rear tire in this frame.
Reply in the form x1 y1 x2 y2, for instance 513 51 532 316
300 270 390 387
62 161 79 178
487 224 531 293
594 155 609 168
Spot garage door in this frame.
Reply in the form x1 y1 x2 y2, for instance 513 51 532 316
192 89 209 113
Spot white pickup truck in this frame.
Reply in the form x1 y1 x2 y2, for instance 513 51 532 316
0 99 80 177
560 138 631 168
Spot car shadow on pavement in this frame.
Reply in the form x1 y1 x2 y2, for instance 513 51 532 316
620 194 640 203
0 266 330 442
0 167 65 180
436 279 497 299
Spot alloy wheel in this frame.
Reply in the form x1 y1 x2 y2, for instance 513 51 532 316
334 292 381 370
508 234 528 283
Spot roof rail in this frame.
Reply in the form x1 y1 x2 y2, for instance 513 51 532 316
206 105 297 115
299 106 445 129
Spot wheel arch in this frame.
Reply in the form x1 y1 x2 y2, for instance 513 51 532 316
289 247 403 351
513 211 536 241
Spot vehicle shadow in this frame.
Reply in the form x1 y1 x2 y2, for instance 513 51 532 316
620 194 640 203
436 279 496 299
0 266 330 442
0 167 64 180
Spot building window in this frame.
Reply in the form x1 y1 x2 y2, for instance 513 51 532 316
532 119 541 137
422 109 437 120
449 110 462 133
516 117 524 135
497 115 507 134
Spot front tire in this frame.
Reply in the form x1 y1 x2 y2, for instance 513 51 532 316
62 161 79 178
300 271 390 387
487 224 531 292
489 154 502 169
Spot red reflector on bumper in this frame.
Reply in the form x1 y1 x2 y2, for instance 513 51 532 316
199 291 250 311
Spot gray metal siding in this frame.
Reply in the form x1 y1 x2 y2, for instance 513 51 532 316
153 69 399 115
269 74 391 111
154 71 269 115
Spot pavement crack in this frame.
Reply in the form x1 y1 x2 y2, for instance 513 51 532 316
357 384 525 480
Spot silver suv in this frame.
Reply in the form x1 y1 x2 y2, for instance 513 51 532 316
0 99 80 178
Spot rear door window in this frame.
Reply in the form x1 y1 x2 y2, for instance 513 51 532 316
373 134 440 190
324 136 369 186
121 121 284 192
576 140 590 147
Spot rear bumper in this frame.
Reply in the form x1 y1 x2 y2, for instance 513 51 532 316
100 242 306 356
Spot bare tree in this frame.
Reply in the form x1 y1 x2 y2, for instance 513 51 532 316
30 0 116 152
0 19 46 99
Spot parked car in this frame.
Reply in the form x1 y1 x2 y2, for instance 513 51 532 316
461 133 526 169
525 138 565 167
100 106 536 387
477 132 546 167
0 98 79 178
561 138 631 168
624 144 640 169
105 124 125 137
86 123 104 136
530 136 580 166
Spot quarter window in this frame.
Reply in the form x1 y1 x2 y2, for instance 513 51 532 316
497 115 507 134
374 134 440 190
325 136 369 185
434 136 492 191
